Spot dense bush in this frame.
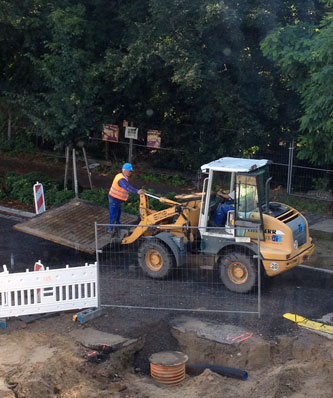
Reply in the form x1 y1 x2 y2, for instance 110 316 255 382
0 137 36 156
5 172 21 193
4 172 177 215
5 172 60 204
122 190 176 215
135 173 186 187
5 172 35 204
80 189 109 207
0 188 7 199
45 189 75 207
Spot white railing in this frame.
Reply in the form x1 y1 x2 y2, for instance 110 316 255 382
0 262 98 318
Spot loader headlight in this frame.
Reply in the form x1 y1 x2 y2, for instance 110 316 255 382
294 240 298 249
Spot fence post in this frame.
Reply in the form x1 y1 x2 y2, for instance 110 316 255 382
95 222 101 308
73 148 79 198
287 139 294 195
64 146 70 190
257 225 261 319
128 121 134 163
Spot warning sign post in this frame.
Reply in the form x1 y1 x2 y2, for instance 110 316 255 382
33 182 46 215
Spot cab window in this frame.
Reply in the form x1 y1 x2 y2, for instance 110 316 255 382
236 175 260 223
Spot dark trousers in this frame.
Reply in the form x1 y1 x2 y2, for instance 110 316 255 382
108 195 122 231
215 202 234 226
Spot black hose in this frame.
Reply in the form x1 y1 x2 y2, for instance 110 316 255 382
186 363 248 381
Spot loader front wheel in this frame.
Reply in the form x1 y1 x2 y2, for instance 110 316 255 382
138 240 175 279
219 251 257 293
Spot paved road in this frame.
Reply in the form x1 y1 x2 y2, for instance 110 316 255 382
1 214 332 339
0 214 94 271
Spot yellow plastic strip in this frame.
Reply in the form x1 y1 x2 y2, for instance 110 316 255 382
283 313 333 335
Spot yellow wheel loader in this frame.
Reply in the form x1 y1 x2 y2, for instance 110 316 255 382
119 157 314 293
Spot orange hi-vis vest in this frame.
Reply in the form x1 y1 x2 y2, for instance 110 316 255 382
109 173 129 201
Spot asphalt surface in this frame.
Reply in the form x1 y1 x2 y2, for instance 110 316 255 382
1 211 332 374
1 213 332 324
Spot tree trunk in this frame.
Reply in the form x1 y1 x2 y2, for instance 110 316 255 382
64 146 70 190
82 146 93 189
72 148 79 198
7 110 11 141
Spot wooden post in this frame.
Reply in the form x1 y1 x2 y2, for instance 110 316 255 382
104 140 109 161
128 121 133 163
82 146 93 189
128 139 133 163
7 110 11 141
64 146 70 190
72 148 79 198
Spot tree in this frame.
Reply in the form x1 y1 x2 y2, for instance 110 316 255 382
26 3 103 147
102 0 283 167
1 0 329 169
261 0 333 165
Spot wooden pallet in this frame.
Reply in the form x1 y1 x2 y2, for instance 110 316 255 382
14 198 137 254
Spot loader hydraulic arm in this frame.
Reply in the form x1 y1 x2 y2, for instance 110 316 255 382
121 193 198 245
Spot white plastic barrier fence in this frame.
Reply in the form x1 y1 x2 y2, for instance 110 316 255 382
0 262 98 318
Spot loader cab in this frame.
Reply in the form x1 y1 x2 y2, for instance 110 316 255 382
198 157 271 240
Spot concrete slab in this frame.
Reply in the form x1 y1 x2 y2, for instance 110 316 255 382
313 313 333 340
0 205 35 218
70 327 128 348
171 316 253 345
310 219 333 233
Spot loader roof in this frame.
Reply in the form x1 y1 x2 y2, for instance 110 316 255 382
200 157 271 173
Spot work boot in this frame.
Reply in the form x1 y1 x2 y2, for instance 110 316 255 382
108 229 118 238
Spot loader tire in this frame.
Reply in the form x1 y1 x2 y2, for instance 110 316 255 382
219 251 257 293
138 239 175 279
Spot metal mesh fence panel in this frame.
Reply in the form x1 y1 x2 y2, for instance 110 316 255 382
290 165 333 202
261 142 333 202
96 224 261 315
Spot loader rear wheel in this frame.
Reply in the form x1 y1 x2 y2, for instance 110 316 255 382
138 240 174 279
219 251 257 293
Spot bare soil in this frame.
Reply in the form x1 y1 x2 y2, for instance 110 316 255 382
0 313 332 398
0 153 194 195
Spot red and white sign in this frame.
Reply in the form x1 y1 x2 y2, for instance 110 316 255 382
34 260 45 272
34 260 45 297
33 182 46 215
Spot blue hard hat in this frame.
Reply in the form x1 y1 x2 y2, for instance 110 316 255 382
122 163 133 171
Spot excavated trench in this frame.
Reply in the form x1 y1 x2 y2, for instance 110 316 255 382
0 313 332 398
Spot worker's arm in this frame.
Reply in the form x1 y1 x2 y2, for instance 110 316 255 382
118 178 144 195
217 190 234 200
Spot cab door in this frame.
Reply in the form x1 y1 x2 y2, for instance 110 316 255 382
234 173 264 239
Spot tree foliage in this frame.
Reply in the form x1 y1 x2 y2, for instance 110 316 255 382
0 0 331 167
261 0 333 164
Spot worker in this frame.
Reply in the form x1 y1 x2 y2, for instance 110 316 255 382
108 163 145 235
215 189 235 226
